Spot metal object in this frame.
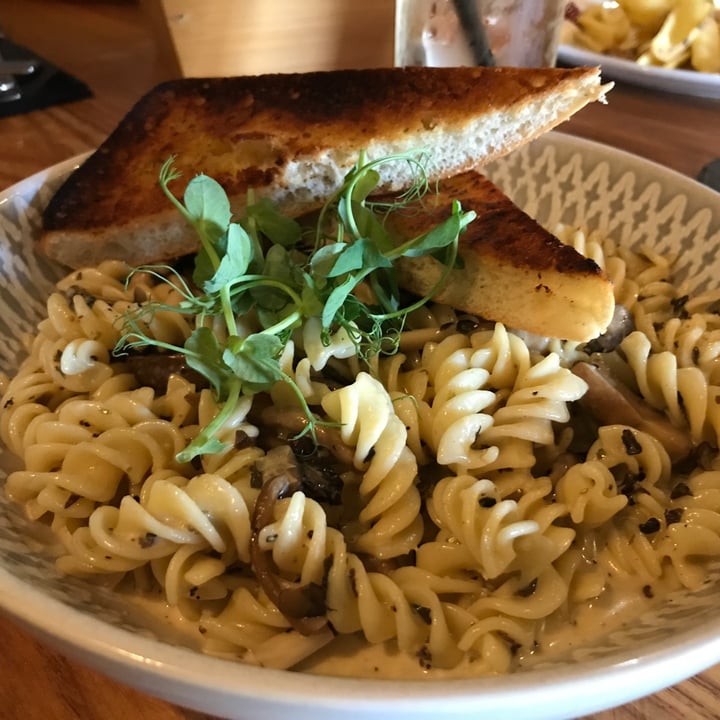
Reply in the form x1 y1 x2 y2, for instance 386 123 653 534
0 27 23 102
0 58 39 76
698 159 720 192
0 67 20 100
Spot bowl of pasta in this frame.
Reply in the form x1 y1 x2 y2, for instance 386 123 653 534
2 132 720 720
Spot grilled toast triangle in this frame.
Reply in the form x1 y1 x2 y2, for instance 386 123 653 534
39 65 611 270
392 172 615 342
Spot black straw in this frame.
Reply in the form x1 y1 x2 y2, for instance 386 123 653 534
452 0 496 67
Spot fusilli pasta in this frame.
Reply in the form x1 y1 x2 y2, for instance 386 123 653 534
3 221 720 679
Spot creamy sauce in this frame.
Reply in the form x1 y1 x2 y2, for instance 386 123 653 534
122 570 674 679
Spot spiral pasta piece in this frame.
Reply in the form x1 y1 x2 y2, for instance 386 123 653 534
620 331 710 443
421 474 539 580
321 372 423 558
216 488 481 670
272 340 332 408
421 473 573 585
478 352 587 446
55 471 253 587
421 325 586 473
555 460 628 527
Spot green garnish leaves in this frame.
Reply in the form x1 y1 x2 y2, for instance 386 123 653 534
245 198 302 248
184 327 234 396
118 151 476 460
203 223 254 294
223 334 284 393
322 273 361 330
310 243 346 280
394 200 474 258
183 174 232 244
328 237 392 278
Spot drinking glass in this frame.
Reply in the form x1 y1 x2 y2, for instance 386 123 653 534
395 0 567 68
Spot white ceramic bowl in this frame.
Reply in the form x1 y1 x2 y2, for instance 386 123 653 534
2 133 720 720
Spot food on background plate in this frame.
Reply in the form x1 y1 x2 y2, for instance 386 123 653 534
4 65 720 678
563 0 720 73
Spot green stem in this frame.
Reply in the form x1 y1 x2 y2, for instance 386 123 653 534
263 310 303 337
176 377 243 463
369 272 397 315
159 161 222 272
384 209 474 261
278 371 318 443
372 240 459 322
220 284 238 336
229 276 305 308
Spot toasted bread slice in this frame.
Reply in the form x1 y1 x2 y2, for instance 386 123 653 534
40 66 610 270
392 172 614 342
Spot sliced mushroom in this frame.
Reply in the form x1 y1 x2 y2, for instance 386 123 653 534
548 451 583 482
257 405 356 467
254 445 303 492
674 441 716 474
250 446 328 635
583 304 635 354
572 362 693 463
121 351 209 392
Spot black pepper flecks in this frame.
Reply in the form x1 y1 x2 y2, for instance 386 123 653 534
670 294 689 318
639 517 661 534
670 482 693 499
417 645 432 670
616 470 644 502
413 604 432 625
621 428 642 455
138 532 157 548
664 508 684 525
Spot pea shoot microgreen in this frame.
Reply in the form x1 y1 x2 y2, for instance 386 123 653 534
115 151 476 461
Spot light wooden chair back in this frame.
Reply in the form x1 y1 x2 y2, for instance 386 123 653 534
141 0 395 77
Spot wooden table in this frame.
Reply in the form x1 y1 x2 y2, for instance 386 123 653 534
1 2 719 719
